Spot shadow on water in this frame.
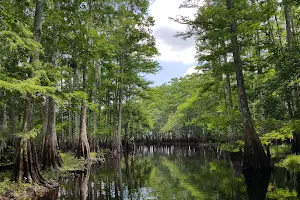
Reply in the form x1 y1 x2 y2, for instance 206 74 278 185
41 145 300 200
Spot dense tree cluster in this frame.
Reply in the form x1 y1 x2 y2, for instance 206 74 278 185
0 0 159 183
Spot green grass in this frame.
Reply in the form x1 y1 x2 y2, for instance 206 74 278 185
0 170 10 181
42 152 86 180
0 178 48 199
60 152 86 172
90 152 97 159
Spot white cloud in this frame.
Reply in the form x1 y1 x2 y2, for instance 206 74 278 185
149 0 202 65
184 66 203 76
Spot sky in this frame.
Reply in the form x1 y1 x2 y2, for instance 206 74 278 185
145 0 200 85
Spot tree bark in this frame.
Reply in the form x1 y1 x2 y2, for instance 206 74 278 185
40 97 48 158
1 103 7 136
13 98 46 184
8 98 16 146
74 66 81 150
13 136 46 184
42 49 62 169
42 97 62 170
116 88 123 153
77 67 91 160
226 0 270 170
113 87 123 154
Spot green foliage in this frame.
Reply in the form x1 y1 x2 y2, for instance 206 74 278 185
15 129 39 139
0 76 56 96
259 122 294 145
269 145 291 159
56 122 68 134
90 152 97 159
277 155 300 172
260 129 292 145
220 140 244 152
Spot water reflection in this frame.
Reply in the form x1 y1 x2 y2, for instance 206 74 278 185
243 171 271 200
80 162 91 200
113 154 123 200
42 145 300 200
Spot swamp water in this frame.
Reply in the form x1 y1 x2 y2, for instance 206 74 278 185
43 146 300 200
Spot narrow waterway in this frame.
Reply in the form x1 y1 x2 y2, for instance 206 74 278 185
43 146 299 200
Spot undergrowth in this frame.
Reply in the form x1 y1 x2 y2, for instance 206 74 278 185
277 154 300 173
0 178 47 199
42 152 86 180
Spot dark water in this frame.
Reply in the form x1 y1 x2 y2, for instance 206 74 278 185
43 146 300 200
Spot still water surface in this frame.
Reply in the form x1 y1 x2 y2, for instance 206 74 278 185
43 145 300 200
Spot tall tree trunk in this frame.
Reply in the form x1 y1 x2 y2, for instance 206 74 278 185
77 67 91 160
42 49 62 169
40 97 48 158
13 0 47 184
226 73 237 141
1 103 7 136
226 0 270 170
116 88 123 153
283 0 293 47
8 98 16 146
72 62 80 150
14 98 46 184
68 106 72 150
42 97 62 170
224 55 237 141
112 89 118 151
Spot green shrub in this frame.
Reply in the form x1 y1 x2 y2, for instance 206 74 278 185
269 144 291 159
277 155 300 172
220 140 244 152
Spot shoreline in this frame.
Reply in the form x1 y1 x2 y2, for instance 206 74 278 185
0 151 105 200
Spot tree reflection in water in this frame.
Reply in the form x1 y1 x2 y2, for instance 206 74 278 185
41 146 300 200
79 162 91 200
113 154 124 199
243 170 271 200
